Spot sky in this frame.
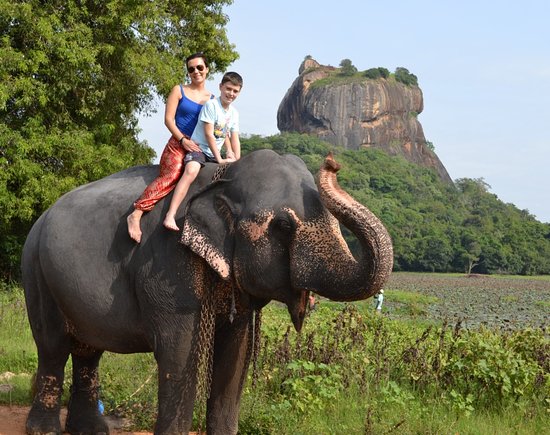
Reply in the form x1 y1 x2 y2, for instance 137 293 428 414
138 0 550 223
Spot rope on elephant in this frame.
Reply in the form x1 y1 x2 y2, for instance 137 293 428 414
192 162 263 431
211 162 231 182
195 162 231 404
193 281 216 431
192 163 233 431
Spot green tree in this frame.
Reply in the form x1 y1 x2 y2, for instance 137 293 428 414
394 67 418 86
0 0 237 281
459 231 482 274
364 67 390 79
338 58 357 76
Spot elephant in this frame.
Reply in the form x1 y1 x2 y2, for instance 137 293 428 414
21 149 393 434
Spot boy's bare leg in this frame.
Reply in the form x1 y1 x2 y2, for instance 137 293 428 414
164 162 201 231
127 209 144 243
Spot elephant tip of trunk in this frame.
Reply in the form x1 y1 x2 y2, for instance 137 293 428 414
287 290 309 332
323 152 341 173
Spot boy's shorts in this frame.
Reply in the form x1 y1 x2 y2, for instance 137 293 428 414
184 151 217 167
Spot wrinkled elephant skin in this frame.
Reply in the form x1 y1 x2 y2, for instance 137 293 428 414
21 149 393 434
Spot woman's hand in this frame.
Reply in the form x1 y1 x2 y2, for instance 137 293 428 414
183 138 201 153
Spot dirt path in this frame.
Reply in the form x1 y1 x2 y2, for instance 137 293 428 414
0 405 152 435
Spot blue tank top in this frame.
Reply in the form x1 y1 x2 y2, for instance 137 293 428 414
175 85 212 137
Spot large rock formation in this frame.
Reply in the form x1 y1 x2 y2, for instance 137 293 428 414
277 58 452 183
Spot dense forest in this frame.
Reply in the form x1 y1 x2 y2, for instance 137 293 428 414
241 133 550 276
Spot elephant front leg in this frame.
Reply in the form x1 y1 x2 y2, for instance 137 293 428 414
153 323 198 434
206 312 253 435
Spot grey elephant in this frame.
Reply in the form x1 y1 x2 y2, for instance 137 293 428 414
21 149 393 434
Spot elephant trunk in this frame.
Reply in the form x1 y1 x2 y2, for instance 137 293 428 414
295 153 393 302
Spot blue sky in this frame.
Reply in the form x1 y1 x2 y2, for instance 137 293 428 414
139 0 550 223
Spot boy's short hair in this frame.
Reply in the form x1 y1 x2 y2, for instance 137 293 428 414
221 72 243 88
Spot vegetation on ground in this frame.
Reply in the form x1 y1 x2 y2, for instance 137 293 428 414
386 273 550 329
1 274 548 434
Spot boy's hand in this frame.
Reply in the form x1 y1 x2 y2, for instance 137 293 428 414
219 156 236 164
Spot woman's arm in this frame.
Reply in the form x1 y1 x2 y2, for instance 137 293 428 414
164 85 200 152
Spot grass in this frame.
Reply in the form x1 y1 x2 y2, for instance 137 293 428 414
0 286 34 405
492 274 550 282
384 289 439 317
535 300 550 310
1 274 549 433
237 322 549 435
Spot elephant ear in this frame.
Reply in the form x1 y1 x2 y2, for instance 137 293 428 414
180 182 238 281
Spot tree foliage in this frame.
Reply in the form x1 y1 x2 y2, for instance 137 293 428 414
338 58 357 76
241 133 550 275
0 0 237 280
364 67 390 80
394 66 418 86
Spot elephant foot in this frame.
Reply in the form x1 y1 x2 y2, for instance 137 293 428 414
65 414 109 435
26 404 62 435
65 397 109 435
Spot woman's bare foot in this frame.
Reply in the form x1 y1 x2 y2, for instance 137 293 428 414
163 215 180 232
127 210 143 243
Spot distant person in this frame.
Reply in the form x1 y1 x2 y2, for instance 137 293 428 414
127 52 213 243
163 71 243 231
308 294 316 311
374 289 384 313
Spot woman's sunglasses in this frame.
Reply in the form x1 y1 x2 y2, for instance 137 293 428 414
187 64 206 74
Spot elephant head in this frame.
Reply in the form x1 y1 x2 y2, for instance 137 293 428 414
181 149 393 331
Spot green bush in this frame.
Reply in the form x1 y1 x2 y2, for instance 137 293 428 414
364 67 390 79
338 58 357 76
394 67 419 86
445 328 548 407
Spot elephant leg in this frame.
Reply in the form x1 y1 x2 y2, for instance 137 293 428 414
26 350 70 435
25 282 71 435
153 317 198 434
206 312 253 435
65 347 109 434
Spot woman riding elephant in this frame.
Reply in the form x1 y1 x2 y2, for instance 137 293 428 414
127 52 213 243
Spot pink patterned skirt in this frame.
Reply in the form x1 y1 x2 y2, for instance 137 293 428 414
133 136 186 211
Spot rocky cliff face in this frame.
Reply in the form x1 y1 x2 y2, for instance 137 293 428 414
277 58 452 183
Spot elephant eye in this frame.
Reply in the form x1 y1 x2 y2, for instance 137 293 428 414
273 216 293 233
270 214 295 244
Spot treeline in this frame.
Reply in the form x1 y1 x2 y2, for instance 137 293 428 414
241 133 550 275
307 56 419 89
336 57 418 86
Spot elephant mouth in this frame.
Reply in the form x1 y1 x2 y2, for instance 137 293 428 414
287 289 309 332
